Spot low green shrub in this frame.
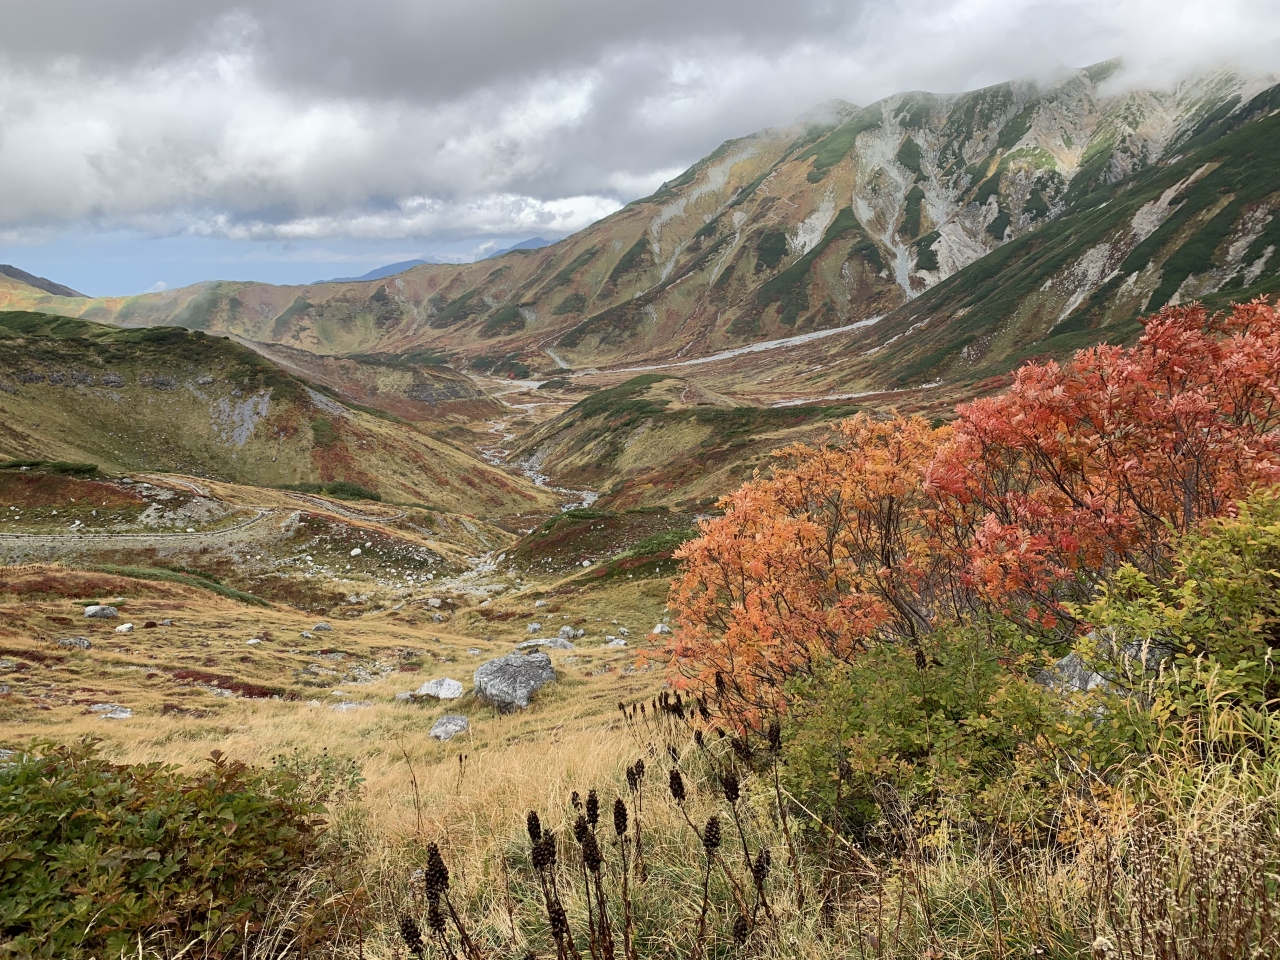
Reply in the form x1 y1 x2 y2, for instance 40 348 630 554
0 741 335 958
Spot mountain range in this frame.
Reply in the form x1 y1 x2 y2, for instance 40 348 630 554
2 62 1279 509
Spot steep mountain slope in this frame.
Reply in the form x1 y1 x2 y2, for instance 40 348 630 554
1 66 1276 399
0 265 84 298
0 312 552 517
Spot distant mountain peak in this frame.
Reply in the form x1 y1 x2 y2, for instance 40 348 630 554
0 264 85 298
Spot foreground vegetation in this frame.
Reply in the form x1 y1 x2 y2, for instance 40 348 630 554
2 301 1279 958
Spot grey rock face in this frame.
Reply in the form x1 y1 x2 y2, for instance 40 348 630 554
84 605 118 618
430 715 470 741
474 652 555 711
58 637 92 650
517 637 574 651
416 678 465 700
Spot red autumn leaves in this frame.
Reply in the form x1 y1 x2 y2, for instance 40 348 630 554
664 300 1280 722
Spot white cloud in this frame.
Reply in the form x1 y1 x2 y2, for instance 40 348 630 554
0 0 1275 249
144 280 169 292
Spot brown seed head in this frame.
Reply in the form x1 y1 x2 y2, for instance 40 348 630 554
669 768 686 803
703 816 721 853
613 797 628 837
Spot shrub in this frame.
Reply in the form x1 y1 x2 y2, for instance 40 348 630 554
0 741 334 958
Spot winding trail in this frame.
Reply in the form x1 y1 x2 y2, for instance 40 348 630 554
0 509 275 549
601 314 885 374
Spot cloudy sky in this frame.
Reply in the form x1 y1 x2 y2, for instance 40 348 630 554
1 0 1276 295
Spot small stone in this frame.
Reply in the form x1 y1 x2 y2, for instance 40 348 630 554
100 706 133 720
186 527 195 533
527 622 542 633
430 715 470 741
246 638 262 645
160 619 173 626
313 622 333 632
415 678 465 699
606 638 627 648
350 548 362 557
618 627 630 636
558 625 575 640
301 631 313 639
84 605 118 619
330 701 371 712
517 637 574 651
58 637 92 650
467 647 482 656
652 624 672 635
115 623 134 634
534 600 548 608
581 560 591 567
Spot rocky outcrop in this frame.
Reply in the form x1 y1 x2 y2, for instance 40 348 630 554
474 652 555 711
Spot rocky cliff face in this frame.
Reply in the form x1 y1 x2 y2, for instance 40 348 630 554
1 64 1276 394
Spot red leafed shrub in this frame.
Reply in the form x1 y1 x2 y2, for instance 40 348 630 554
928 299 1280 626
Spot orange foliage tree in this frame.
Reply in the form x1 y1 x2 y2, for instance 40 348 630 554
665 414 952 725
664 299 1280 725
928 300 1280 628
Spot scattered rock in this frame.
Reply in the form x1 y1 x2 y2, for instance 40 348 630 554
558 626 575 640
534 600 548 608
160 619 173 626
581 560 591 567
574 629 584 638
89 703 132 719
115 623 134 634
430 715 470 741
652 624 672 635
301 631 314 639
467 648 482 656
246 638 262 646
415 678 465 700
474 652 555 711
527 622 542 633
517 638 574 651
84 605 118 619
350 548 362 557
606 638 628 648
395 692 413 702
313 622 333 632
57 637 92 650
330 701 371 712
618 627 630 636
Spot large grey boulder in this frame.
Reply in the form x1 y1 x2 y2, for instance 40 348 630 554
474 652 555 711
430 715 470 741
517 637 574 651
1038 633 1174 698
84 605 118 619
558 626 575 640
58 637 92 650
416 678 465 700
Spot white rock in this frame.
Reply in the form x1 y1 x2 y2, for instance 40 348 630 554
535 600 548 608
115 623 134 634
246 638 262 645
415 678 465 699
606 638 628 648
186 527 195 533
558 626 575 640
619 627 630 636
313 622 333 632
527 622 542 633
518 637 574 651
84 605 118 619
582 560 591 567
430 715 470 741
350 548 362 557
100 706 133 720
652 624 672 635
331 701 371 712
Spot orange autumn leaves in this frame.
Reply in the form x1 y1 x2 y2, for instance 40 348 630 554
664 300 1280 723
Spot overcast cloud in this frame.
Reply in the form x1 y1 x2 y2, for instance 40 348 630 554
1 0 1278 294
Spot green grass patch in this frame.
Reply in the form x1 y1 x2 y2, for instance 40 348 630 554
552 292 587 315
0 460 100 476
88 565 270 606
801 104 884 182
